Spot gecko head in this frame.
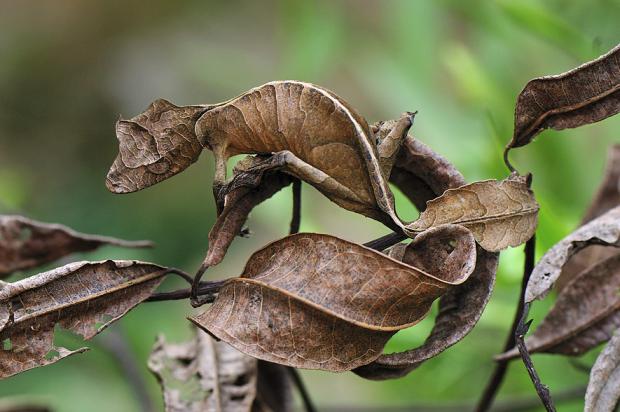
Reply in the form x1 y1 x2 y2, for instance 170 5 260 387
106 99 209 193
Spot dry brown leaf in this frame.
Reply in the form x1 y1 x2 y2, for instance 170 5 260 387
0 260 169 379
405 173 539 252
0 215 151 278
354 137 499 380
557 144 620 291
525 205 620 303
148 331 259 412
203 156 294 268
190 228 476 372
585 330 620 412
506 43 620 151
497 252 620 361
106 99 209 193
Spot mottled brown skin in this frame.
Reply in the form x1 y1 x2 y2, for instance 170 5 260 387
106 81 414 226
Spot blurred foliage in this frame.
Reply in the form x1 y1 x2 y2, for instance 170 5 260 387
0 0 618 411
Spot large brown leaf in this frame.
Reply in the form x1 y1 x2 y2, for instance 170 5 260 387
0 260 169 379
190 227 476 372
148 331 259 412
497 252 620 361
354 137 498 380
585 330 620 412
0 215 151 277
525 205 620 303
557 144 620 291
506 43 620 151
405 173 539 251
106 99 209 193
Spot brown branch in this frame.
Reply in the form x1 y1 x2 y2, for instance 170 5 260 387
475 235 536 411
290 179 301 234
515 307 556 411
363 231 407 251
146 280 225 302
97 326 153 412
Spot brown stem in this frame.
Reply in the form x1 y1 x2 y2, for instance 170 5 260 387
475 235 536 411
290 179 301 234
516 306 556 411
288 367 317 412
285 182 317 412
363 231 407 251
97 326 154 412
147 280 225 302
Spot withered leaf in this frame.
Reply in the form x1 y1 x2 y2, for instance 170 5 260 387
525 205 620 303
203 156 294 268
507 43 620 151
0 260 169 379
148 331 258 412
497 252 620 361
405 173 539 251
106 99 209 193
388 136 467 211
557 144 620 291
585 330 620 412
0 215 151 277
190 228 476 372
354 137 498 380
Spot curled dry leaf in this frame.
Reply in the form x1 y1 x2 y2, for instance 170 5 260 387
506 43 620 151
525 205 620 303
190 228 476 372
0 215 151 278
405 173 539 252
148 331 259 412
354 137 499 380
203 156 295 268
585 331 620 412
557 144 620 291
497 252 620 361
0 260 168 379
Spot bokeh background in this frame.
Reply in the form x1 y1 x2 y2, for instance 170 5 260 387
0 0 619 411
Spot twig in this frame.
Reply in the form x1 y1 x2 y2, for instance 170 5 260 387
363 231 406 251
318 385 583 412
516 308 556 411
290 179 301 234
288 367 317 412
285 186 317 412
475 235 536 411
97 326 153 412
146 280 225 302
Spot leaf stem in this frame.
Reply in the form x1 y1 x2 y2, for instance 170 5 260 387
290 179 301 234
146 280 224 302
475 235 536 411
288 367 317 412
363 231 407 251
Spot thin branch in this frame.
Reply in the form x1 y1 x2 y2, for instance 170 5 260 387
288 367 317 412
147 280 224 302
318 385 583 412
363 231 407 251
285 183 317 412
516 308 556 411
97 326 153 412
290 179 301 234
475 235 536 411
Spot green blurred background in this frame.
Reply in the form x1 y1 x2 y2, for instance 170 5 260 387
0 0 618 410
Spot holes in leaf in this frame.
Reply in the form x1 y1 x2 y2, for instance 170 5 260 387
3 338 12 351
